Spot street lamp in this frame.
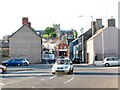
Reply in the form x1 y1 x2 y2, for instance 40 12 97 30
79 15 95 65
79 15 94 36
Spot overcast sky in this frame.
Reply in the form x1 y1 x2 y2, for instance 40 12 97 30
0 0 119 39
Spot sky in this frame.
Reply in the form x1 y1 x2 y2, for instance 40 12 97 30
0 0 119 39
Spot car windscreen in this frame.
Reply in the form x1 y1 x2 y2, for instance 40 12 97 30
56 59 70 64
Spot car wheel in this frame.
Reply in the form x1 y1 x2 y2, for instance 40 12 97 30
24 62 28 66
71 69 73 74
68 69 72 74
5 64 8 66
52 72 55 74
17 63 21 66
105 63 110 67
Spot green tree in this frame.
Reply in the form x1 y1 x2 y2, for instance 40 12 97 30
43 27 57 38
73 30 78 38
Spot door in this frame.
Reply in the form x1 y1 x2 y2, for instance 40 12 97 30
9 59 15 65
113 58 118 65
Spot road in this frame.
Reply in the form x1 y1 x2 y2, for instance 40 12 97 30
0 64 120 90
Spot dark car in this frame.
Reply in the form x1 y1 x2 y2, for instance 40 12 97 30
2 58 29 66
72 58 81 64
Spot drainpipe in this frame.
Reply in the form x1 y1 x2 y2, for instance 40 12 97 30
82 35 84 62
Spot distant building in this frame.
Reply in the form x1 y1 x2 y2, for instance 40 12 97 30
54 35 70 58
9 17 42 63
0 39 9 61
35 24 75 40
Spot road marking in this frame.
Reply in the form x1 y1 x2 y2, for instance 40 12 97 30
2 73 52 77
64 74 75 84
50 75 57 79
2 76 35 86
41 79 44 81
0 83 5 85
2 73 52 86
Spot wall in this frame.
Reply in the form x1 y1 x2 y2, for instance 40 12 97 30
87 27 119 64
9 25 42 64
86 38 94 64
103 27 118 58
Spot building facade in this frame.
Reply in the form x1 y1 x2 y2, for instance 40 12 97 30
9 24 42 64
54 35 70 58
87 18 119 64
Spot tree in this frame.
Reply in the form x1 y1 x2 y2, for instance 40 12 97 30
43 27 57 38
73 30 78 38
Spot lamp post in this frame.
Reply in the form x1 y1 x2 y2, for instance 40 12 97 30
79 15 94 35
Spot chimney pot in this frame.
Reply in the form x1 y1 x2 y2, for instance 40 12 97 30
22 17 29 25
108 18 115 27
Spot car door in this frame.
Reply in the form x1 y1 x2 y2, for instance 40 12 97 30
107 58 114 66
113 58 119 65
118 59 120 65
15 59 21 65
9 59 15 65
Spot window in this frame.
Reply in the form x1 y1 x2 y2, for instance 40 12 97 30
64 46 66 49
60 46 62 49
113 58 118 61
107 58 113 61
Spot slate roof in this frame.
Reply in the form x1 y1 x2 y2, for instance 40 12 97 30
9 24 41 39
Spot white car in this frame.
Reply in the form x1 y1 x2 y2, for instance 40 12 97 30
0 65 7 73
52 58 74 74
103 57 120 67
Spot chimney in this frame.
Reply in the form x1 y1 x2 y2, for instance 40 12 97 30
22 17 31 28
91 21 96 35
28 22 31 28
22 17 29 25
108 16 115 27
96 19 102 30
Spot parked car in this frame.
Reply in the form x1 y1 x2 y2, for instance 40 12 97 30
103 57 120 67
52 57 74 74
0 65 7 73
2 58 29 66
72 57 81 64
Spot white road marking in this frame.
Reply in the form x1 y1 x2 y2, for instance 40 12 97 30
2 73 51 86
64 74 75 84
2 73 52 77
41 79 44 81
2 76 35 86
0 83 5 85
49 75 57 80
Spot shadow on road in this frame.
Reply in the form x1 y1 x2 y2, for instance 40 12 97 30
74 72 120 76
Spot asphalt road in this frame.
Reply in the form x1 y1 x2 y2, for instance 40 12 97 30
0 64 120 90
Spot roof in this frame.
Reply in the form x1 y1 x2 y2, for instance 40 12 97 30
87 26 119 41
9 24 41 39
78 25 104 40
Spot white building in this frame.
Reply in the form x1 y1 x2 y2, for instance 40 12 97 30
87 18 120 64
